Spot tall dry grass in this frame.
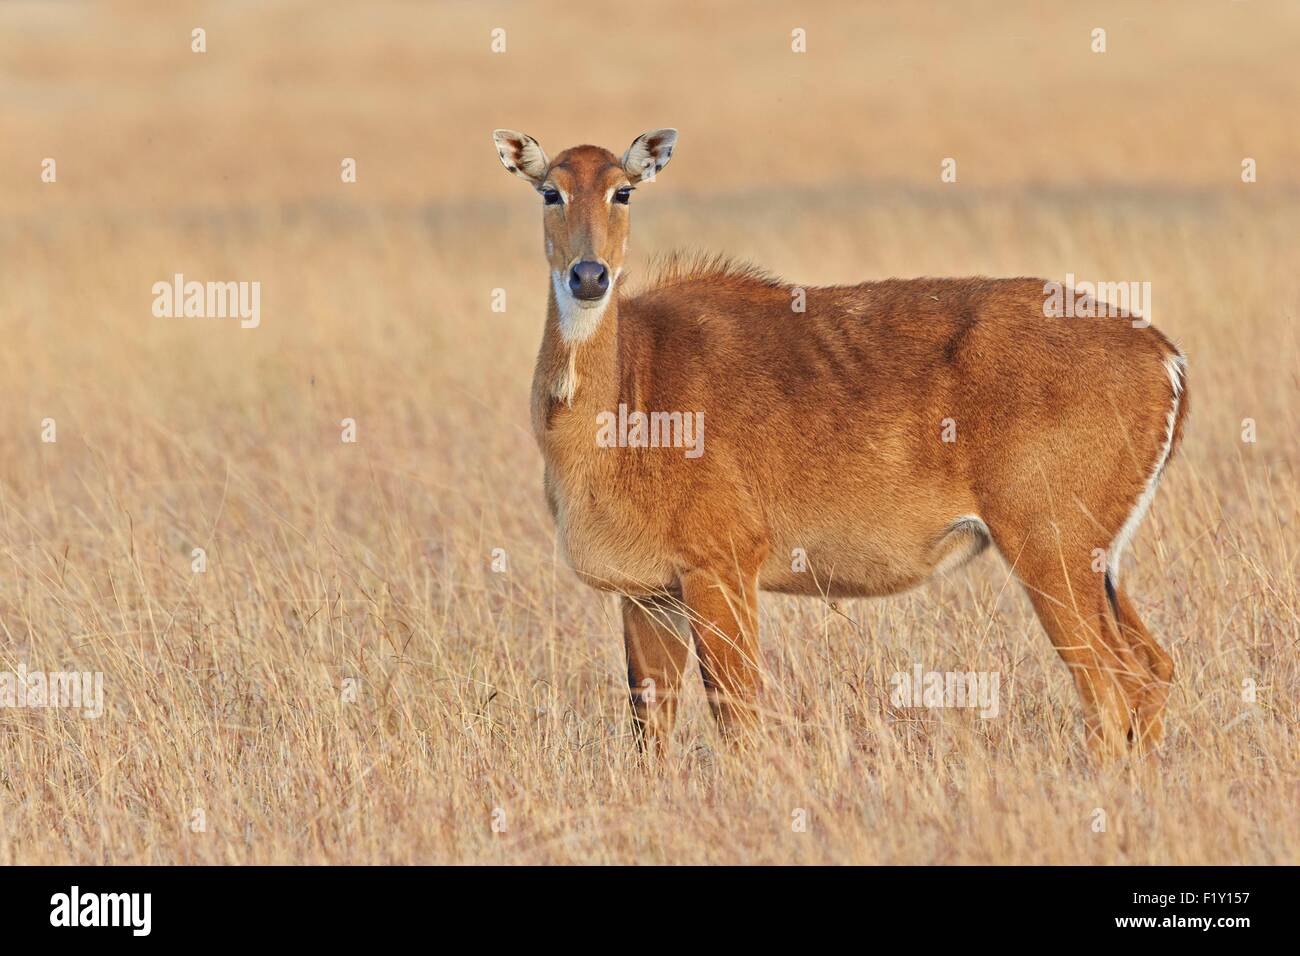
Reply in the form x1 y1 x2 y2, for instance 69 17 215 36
0 0 1295 863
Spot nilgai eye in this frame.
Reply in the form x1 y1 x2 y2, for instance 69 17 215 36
614 187 633 205
541 188 562 206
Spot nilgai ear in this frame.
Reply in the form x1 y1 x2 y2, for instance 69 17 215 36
622 128 677 183
493 129 549 184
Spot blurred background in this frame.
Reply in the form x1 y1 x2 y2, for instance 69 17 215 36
0 1 1295 864
2 0 1295 472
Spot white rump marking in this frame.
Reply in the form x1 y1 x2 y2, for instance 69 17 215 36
1108 351 1186 583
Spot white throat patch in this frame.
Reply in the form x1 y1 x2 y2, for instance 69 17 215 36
551 269 615 345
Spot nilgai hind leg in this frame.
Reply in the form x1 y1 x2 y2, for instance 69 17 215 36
1107 579 1174 748
998 531 1168 759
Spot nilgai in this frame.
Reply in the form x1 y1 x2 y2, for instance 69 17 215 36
492 128 1187 759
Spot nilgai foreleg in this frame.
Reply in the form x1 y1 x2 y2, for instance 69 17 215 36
680 565 764 741
622 594 692 754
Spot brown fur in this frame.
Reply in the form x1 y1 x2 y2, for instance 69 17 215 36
494 134 1187 759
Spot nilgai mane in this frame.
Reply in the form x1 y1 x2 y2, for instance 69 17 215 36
493 128 1188 759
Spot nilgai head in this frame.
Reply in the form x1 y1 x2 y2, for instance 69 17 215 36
492 128 677 339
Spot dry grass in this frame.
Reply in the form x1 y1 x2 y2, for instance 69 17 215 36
0 0 1296 864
